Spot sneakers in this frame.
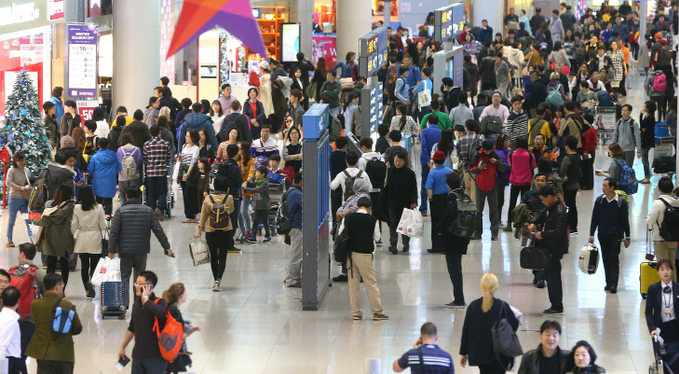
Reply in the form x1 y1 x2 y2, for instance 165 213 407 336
373 313 389 321
6 242 14 248
287 282 302 288
542 308 564 314
536 280 546 288
182 219 196 224
227 248 241 254
263 237 272 243
639 178 651 184
333 274 348 282
155 208 164 222
470 233 481 240
213 279 220 292
420 213 428 217
353 315 363 320
444 301 466 309
388 246 398 255
245 237 257 244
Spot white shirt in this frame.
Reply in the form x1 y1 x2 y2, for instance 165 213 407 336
662 281 676 322
0 308 22 358
330 166 373 201
211 114 226 135
358 152 385 193
95 120 110 138
338 208 381 242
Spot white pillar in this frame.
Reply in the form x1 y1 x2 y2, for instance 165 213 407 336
640 0 648 42
113 0 160 112
336 0 372 67
290 0 314 60
473 0 503 37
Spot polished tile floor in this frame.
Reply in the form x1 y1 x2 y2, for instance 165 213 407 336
0 71 675 373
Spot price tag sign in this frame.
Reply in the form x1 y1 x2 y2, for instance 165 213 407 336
67 25 98 98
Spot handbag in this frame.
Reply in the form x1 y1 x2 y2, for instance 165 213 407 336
189 237 211 266
519 236 552 269
397 208 423 238
101 219 110 257
492 301 524 359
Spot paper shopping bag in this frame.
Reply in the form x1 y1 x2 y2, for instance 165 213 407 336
189 237 211 266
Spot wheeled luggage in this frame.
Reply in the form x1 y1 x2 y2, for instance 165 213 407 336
641 262 661 299
101 281 127 319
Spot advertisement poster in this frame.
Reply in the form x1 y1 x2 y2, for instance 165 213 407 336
594 106 617 134
282 24 300 63
76 100 99 126
312 36 337 69
67 25 98 98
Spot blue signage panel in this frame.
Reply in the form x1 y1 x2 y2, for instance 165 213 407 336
302 104 329 140
453 52 463 88
434 3 464 42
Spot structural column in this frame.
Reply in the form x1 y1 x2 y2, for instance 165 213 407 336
336 0 372 67
112 0 161 112
290 0 314 60
473 0 503 39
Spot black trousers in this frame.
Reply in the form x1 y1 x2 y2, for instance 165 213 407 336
206 230 233 281
599 236 622 288
36 360 73 374
181 181 199 219
563 189 578 232
95 196 113 216
46 256 70 287
478 359 507 374
545 252 564 310
19 319 34 362
445 251 465 303
388 205 410 248
580 151 595 190
79 253 100 291
507 184 530 224
252 209 270 238
8 356 27 374
331 188 342 230
497 184 506 223
429 194 447 250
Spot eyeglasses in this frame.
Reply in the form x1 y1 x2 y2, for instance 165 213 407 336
134 282 153 287
0 280 9 285
621 108 631 112
285 119 293 123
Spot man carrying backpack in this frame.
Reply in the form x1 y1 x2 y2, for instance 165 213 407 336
457 120 481 202
358 137 387 244
588 178 631 294
143 125 172 219
26 273 82 374
10 243 45 364
469 140 507 241
330 152 373 203
118 271 168 374
650 32 674 72
612 104 642 168
647 177 679 281
284 173 303 288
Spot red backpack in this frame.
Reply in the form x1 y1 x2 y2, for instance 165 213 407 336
8 264 38 320
153 299 184 362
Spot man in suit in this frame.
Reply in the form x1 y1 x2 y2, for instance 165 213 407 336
646 259 679 374
25 273 82 374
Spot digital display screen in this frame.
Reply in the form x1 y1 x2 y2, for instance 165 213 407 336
282 23 300 63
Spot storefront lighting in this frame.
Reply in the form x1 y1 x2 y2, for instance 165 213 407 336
0 2 40 26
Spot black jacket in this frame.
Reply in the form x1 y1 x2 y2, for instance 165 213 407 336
58 113 81 138
518 345 571 374
128 293 167 358
221 112 251 143
108 125 123 152
530 14 546 34
645 281 679 334
109 198 171 255
291 61 315 87
529 200 569 256
329 150 347 179
120 121 152 150
460 297 520 366
480 56 497 85
382 166 418 209
45 163 76 199
640 113 656 148
216 159 243 199
434 189 472 253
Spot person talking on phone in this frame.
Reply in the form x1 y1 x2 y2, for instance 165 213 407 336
108 188 174 308
393 322 454 373
118 271 168 374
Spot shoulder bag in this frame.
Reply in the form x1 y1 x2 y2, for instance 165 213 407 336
492 301 523 370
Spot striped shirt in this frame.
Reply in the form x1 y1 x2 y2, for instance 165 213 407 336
397 344 455 374
250 137 279 158
143 136 171 178
457 132 480 171
504 110 529 143
180 144 200 168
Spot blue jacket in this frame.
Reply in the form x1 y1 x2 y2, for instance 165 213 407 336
332 60 355 78
50 96 64 125
88 148 122 198
479 26 494 43
420 125 442 165
613 24 630 42
287 186 302 229
178 112 218 150
394 77 410 104
404 65 422 89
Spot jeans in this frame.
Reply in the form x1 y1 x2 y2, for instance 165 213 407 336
131 355 166 374
429 194 447 250
285 228 303 285
417 106 432 122
46 256 70 287
36 360 73 374
420 167 429 213
623 150 636 169
119 179 139 205
507 184 530 224
563 189 578 232
79 253 100 291
6 196 31 243
239 196 252 235
252 209 270 238
231 199 240 234
545 252 564 310
444 251 465 303
599 236 622 288
145 176 167 211
388 205 410 249
96 196 113 216
642 147 652 178
206 230 233 281
19 319 34 361
475 185 500 237
120 253 148 307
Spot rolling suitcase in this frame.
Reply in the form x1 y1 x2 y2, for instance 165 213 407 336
641 224 661 299
101 281 127 319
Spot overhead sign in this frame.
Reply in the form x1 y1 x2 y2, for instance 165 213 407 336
0 0 64 35
433 3 464 42
358 27 388 77
67 25 98 98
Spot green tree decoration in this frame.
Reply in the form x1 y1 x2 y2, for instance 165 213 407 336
0 70 53 175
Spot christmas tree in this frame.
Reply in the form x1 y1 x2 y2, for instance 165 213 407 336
0 70 53 174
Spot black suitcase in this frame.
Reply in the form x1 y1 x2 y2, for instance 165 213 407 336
101 281 127 319
653 156 676 174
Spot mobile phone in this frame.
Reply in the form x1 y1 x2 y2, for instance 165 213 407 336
116 355 130 371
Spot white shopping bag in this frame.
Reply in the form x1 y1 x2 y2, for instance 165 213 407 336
90 257 122 287
189 237 211 266
396 208 423 238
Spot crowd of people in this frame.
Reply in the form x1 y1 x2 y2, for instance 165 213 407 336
0 1 678 373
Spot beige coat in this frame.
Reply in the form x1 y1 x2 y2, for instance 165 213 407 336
71 204 107 254
198 193 235 232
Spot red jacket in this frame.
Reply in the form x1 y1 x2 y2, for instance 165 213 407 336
581 125 597 153
470 149 507 192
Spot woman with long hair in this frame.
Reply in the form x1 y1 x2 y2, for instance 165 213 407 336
163 283 201 374
5 151 32 247
156 115 176 156
237 142 255 242
290 67 309 110
243 87 266 141
460 273 520 373
389 104 418 138
606 41 627 98
258 61 274 117
639 100 657 184
506 136 537 229
311 57 328 102
198 128 216 165
209 100 225 137
179 129 201 222
71 126 91 170
70 185 106 299
431 129 455 170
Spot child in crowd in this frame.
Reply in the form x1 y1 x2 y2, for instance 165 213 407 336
195 158 210 209
267 154 287 184
244 166 271 243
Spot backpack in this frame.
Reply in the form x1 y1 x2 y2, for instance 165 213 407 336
659 198 679 241
305 79 317 100
388 77 405 103
153 299 184 363
277 187 297 235
329 117 344 141
254 156 269 170
218 119 237 143
614 159 638 195
528 118 548 145
546 84 565 106
480 115 503 135
208 195 231 230
364 157 387 189
343 170 363 200
597 90 615 106
446 191 477 239
466 136 484 170
653 72 668 93
655 44 674 66
51 298 75 336
29 169 49 212
120 147 139 180
9 264 38 320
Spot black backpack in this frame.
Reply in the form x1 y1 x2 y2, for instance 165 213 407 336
660 198 679 241
480 115 503 135
466 136 484 170
218 119 236 143
388 77 405 103
343 170 363 200
364 158 387 189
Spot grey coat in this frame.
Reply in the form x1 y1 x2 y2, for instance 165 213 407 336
108 198 170 255
612 117 642 153
244 179 270 211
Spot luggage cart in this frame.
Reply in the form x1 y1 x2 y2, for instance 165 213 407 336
251 182 285 236
650 336 678 374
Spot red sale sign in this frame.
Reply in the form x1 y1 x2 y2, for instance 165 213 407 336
312 36 337 70
49 0 65 20
77 100 99 126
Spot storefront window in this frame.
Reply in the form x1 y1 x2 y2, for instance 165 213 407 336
0 31 48 118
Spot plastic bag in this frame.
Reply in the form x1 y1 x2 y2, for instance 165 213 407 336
189 237 211 267
396 208 423 238
91 257 122 287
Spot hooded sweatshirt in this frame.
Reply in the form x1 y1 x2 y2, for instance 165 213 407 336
88 148 122 198
647 195 679 240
